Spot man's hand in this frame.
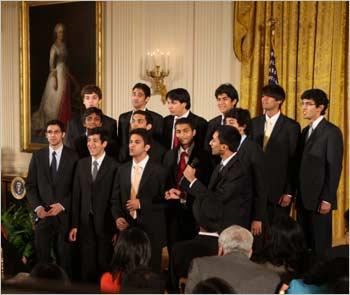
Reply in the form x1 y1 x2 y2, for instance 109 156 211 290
69 228 78 242
47 203 63 216
36 207 49 219
183 165 196 182
165 188 182 200
318 201 331 214
116 217 129 231
126 199 140 211
251 220 262 236
278 194 292 207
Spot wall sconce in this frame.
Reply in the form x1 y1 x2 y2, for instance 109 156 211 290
146 49 170 104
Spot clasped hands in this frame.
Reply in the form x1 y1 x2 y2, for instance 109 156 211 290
36 203 63 219
165 165 196 200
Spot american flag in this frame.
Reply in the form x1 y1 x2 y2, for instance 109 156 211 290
268 47 279 85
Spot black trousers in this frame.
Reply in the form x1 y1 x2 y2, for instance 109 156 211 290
266 201 291 224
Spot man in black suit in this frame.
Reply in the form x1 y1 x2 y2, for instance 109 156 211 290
297 89 343 256
251 84 300 223
73 107 119 160
170 125 253 231
163 88 208 149
26 120 78 277
163 118 213 252
111 128 167 272
118 83 163 146
169 196 222 293
65 85 118 148
69 127 118 282
118 110 166 164
205 83 239 151
225 108 267 244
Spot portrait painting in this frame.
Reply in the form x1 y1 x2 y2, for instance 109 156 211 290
20 1 103 152
11 177 26 200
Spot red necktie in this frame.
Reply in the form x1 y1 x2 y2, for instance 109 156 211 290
176 151 188 187
172 119 179 149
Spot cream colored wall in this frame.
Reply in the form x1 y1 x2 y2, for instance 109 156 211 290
1 1 241 175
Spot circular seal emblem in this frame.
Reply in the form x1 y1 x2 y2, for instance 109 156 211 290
10 177 26 200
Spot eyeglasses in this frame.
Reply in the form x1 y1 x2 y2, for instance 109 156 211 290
301 102 316 107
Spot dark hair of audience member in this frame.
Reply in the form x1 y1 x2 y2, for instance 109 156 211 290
120 266 165 294
133 82 151 98
129 128 152 146
261 84 286 102
224 108 251 135
133 110 153 125
192 277 236 294
253 215 308 275
30 263 69 283
175 117 195 130
166 88 191 110
87 127 108 143
45 119 65 133
109 228 151 280
83 107 103 122
81 84 102 99
326 257 349 294
216 125 241 153
215 83 239 104
301 88 329 115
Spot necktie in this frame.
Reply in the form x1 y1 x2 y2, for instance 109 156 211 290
176 151 188 187
130 164 142 219
307 125 313 141
172 118 179 149
218 162 224 172
50 151 57 180
92 160 98 181
263 119 273 151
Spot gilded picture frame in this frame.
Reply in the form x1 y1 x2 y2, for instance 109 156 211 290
20 1 103 152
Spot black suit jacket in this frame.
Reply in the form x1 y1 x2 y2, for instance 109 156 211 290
118 139 166 164
298 118 343 211
71 155 118 238
204 115 222 151
251 114 300 204
65 113 118 148
118 109 164 146
26 146 78 227
238 138 268 222
111 160 167 244
182 155 253 230
163 112 208 149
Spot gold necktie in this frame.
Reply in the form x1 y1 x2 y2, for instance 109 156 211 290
130 164 141 219
263 119 273 151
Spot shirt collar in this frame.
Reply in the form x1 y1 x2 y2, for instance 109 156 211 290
198 231 219 237
265 111 280 124
179 142 194 155
92 152 106 167
133 154 149 170
175 110 190 120
311 116 324 130
49 144 63 157
221 152 236 167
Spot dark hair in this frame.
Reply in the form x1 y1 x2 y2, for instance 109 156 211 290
46 119 65 132
326 257 349 294
166 88 191 110
224 108 251 135
83 107 103 122
253 215 308 274
81 84 102 100
215 83 239 104
301 88 329 115
215 125 241 153
133 110 153 125
110 228 151 280
30 263 69 283
87 127 108 143
133 83 151 98
192 277 236 294
120 266 165 294
129 128 152 146
175 117 195 130
261 84 285 102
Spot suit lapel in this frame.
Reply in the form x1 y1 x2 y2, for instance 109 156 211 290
138 161 153 193
255 116 265 147
43 147 53 184
94 156 109 183
123 162 132 198
304 118 327 151
55 147 68 182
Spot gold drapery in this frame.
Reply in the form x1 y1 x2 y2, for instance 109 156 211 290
234 1 348 244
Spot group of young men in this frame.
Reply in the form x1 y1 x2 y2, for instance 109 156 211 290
26 82 343 283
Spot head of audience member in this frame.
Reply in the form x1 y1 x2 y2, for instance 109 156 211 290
215 83 239 114
30 263 69 284
175 118 196 150
110 228 151 281
326 257 349 294
193 196 223 233
261 84 285 114
45 119 65 148
87 127 108 158
218 225 253 258
209 125 241 158
131 83 151 110
166 88 191 117
131 110 153 131
81 84 102 109
224 108 251 136
129 128 152 161
254 215 308 274
120 266 165 294
301 88 329 122
192 277 236 294
82 107 103 130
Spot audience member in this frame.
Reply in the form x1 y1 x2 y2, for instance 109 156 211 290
30 262 70 283
185 225 280 294
100 228 151 293
192 277 236 294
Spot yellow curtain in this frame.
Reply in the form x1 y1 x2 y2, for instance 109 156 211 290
234 1 348 244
